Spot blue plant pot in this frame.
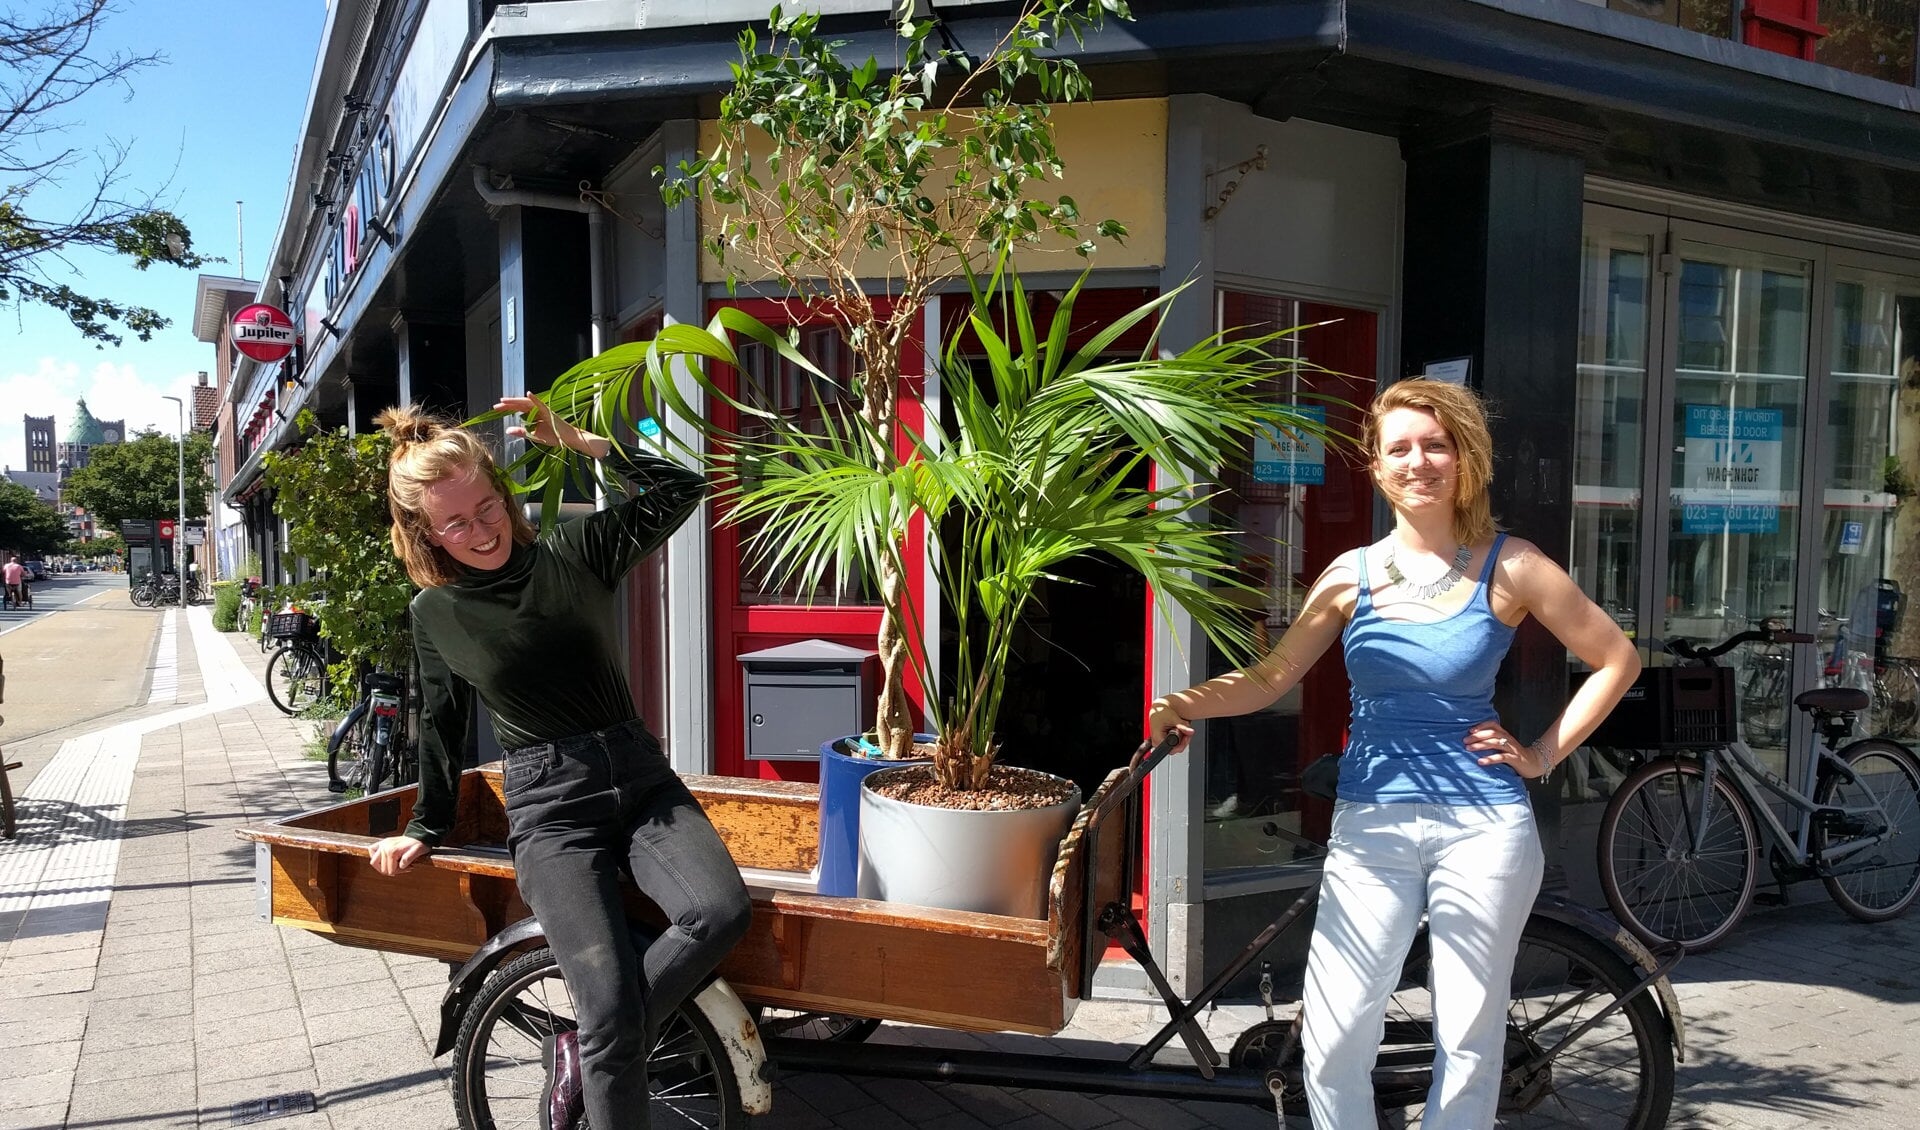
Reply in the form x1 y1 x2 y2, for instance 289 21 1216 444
817 734 932 897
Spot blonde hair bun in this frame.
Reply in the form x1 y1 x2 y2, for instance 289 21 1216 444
374 404 445 446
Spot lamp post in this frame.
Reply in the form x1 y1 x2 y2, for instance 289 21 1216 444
161 394 188 609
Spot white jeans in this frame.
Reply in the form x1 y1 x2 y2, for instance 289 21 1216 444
1301 801 1544 1129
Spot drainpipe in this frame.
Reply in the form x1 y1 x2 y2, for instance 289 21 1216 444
471 166 608 355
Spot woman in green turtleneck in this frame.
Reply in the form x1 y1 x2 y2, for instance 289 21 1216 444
365 397 751 1130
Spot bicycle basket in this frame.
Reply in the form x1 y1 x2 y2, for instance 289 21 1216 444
266 610 319 640
1575 665 1736 750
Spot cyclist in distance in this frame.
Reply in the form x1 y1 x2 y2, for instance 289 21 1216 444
364 398 751 1130
1147 379 1640 1129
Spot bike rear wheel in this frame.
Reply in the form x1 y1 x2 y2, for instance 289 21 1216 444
1233 917 1674 1127
1599 758 1757 951
326 702 373 793
450 946 744 1130
266 644 324 716
1871 662 1920 740
1815 738 1920 923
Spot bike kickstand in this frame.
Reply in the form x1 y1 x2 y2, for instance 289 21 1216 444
1098 903 1223 1077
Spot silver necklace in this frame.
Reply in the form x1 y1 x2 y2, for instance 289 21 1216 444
1383 542 1472 601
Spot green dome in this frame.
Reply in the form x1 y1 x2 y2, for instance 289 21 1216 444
64 398 107 445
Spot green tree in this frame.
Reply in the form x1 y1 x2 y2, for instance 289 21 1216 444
0 478 67 555
70 530 123 560
0 1 213 345
61 429 214 527
631 0 1129 759
262 413 415 693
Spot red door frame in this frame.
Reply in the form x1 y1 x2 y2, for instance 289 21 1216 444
707 297 930 781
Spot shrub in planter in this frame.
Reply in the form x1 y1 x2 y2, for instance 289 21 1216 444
211 580 241 631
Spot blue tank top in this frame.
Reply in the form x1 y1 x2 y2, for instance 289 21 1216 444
1337 533 1526 805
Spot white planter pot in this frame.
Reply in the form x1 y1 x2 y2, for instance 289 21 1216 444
856 766 1082 919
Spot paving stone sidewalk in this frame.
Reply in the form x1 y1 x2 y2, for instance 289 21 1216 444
0 608 1914 1128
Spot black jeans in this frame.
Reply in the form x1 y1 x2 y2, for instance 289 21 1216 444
503 718 753 1130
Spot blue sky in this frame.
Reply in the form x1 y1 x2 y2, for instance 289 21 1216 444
1 1 328 471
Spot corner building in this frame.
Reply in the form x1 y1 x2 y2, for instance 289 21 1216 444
225 0 1920 994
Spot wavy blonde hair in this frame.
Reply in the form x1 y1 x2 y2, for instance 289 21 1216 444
375 405 535 588
1365 379 1498 545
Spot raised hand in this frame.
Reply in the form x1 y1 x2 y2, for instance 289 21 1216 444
496 394 607 457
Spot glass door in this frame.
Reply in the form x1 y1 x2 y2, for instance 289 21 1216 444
1660 237 1812 778
1569 217 1816 790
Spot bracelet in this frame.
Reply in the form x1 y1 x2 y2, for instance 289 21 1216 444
1528 739 1558 782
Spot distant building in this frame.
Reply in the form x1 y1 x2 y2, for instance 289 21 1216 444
3 469 58 505
56 399 124 476
23 415 54 474
192 275 261 581
53 399 124 544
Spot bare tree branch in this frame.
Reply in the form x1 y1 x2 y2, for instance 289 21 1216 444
0 0 209 345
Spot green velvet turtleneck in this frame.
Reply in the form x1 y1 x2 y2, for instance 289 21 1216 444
403 443 706 845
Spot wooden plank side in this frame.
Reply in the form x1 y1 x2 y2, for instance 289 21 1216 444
687 781 821 873
716 891 1063 1035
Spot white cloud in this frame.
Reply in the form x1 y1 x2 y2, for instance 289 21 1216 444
0 357 211 471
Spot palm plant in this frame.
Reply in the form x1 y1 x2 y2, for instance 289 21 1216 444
504 262 1339 793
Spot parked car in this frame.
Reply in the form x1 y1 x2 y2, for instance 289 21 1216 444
22 561 47 582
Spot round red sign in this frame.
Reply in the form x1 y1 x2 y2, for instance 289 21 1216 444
232 303 297 363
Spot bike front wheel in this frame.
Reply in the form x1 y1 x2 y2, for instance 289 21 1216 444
450 945 745 1130
266 644 323 716
130 585 155 608
1815 738 1920 923
1599 758 1757 951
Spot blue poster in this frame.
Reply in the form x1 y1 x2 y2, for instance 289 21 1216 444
1253 406 1327 486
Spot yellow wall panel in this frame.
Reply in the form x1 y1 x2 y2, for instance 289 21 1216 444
695 98 1166 285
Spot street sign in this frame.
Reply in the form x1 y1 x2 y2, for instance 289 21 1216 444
158 519 176 541
232 303 297 363
183 528 205 545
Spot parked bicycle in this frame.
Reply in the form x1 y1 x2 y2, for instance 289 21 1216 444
327 668 412 794
264 606 328 716
129 571 181 608
1596 622 1920 952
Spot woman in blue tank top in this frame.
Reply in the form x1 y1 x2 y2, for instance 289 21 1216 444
1148 379 1640 1129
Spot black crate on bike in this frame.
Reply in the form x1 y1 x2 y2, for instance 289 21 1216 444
1574 665 1736 749
266 611 318 640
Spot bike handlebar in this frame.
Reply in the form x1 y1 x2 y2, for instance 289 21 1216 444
1667 622 1815 663
1089 731 1184 829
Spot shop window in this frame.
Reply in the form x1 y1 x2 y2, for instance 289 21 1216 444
1200 291 1377 874
1816 0 1918 84
1821 267 1920 741
1572 226 1655 649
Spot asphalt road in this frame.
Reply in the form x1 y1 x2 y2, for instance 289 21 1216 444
1 571 164 748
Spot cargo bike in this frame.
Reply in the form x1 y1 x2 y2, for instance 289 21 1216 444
239 738 1685 1128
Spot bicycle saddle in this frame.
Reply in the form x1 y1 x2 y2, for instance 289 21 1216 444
1794 687 1870 714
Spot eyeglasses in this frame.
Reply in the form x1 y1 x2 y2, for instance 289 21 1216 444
434 497 509 544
